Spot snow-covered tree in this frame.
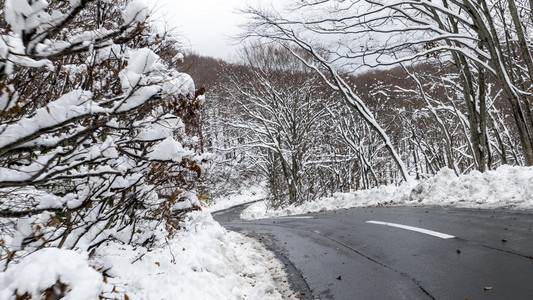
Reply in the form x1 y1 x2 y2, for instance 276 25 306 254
242 0 533 178
222 45 358 207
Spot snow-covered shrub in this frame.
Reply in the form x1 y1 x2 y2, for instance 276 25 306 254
0 0 207 277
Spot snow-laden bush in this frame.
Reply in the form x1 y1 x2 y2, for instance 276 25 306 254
0 0 207 281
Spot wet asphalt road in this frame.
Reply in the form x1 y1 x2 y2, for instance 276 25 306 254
213 204 533 300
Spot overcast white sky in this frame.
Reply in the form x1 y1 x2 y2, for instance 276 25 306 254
147 0 266 60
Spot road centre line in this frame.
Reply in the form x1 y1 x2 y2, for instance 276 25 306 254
366 220 455 239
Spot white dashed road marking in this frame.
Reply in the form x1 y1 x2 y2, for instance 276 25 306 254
366 220 455 239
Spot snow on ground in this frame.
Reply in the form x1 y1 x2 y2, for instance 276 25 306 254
0 211 294 299
242 165 533 220
0 248 103 300
94 211 293 300
203 185 266 213
4 165 531 298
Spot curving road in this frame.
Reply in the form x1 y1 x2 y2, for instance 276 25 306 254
213 205 533 300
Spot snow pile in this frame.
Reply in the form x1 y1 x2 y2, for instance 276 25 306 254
242 165 533 220
0 248 103 300
409 165 533 208
95 211 292 299
241 182 415 220
0 211 293 299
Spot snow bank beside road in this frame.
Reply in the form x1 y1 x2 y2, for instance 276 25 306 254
242 165 533 220
204 185 266 213
1 211 292 299
410 165 533 208
95 211 292 299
